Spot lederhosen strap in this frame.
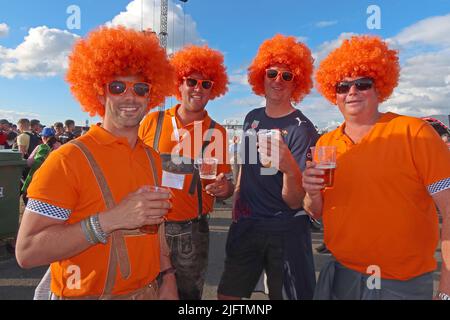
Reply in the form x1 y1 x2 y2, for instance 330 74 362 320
153 111 165 152
70 140 168 299
153 111 217 219
190 120 216 218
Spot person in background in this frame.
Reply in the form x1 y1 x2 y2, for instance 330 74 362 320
21 127 62 202
53 122 64 142
30 119 42 140
59 119 76 144
0 119 9 148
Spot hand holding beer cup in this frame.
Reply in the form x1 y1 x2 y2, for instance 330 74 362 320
257 129 295 173
257 129 272 168
139 186 172 234
196 158 219 190
307 146 337 189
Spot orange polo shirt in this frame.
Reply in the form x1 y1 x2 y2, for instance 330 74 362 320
318 112 450 280
27 125 162 297
139 105 232 221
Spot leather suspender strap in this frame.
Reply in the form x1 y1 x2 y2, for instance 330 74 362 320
70 140 131 299
189 120 217 218
143 147 170 257
153 111 165 152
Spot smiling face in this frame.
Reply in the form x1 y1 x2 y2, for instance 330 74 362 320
100 75 150 130
179 71 213 113
336 76 379 120
263 63 295 104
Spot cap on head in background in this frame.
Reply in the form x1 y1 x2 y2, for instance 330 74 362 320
41 127 56 137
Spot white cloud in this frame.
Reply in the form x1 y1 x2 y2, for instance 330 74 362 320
391 13 450 47
107 0 202 53
309 14 450 126
296 36 308 43
300 92 343 130
0 26 79 79
315 20 338 28
0 23 9 37
313 32 356 64
383 49 450 117
0 109 40 123
383 15 450 117
230 73 249 86
0 0 203 79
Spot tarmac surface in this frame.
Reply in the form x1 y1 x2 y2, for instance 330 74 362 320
0 199 442 300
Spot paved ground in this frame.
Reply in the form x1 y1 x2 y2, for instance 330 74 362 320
0 200 442 300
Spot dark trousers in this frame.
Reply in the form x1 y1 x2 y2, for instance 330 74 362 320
165 216 209 300
218 215 316 300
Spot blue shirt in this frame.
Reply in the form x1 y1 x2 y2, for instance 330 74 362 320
236 107 319 220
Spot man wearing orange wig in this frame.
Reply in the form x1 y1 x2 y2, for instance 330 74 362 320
304 35 450 300
217 35 319 300
139 45 234 300
16 26 178 300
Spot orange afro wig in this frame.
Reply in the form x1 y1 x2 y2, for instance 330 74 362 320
316 35 400 105
170 45 229 101
66 26 174 117
248 34 314 104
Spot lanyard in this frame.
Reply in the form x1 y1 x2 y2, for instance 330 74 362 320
171 117 181 142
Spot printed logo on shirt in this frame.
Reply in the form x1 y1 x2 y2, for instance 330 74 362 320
296 117 307 127
251 120 260 130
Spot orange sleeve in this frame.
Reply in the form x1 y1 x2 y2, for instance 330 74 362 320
411 122 450 192
27 147 82 214
138 112 158 146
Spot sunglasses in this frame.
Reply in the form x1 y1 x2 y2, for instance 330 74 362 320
266 69 295 82
107 81 151 97
336 78 374 94
184 77 214 90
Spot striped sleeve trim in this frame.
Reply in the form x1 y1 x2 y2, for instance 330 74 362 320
427 177 450 195
26 199 71 221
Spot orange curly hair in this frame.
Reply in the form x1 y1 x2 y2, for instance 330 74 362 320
316 35 400 104
170 45 229 101
66 26 174 117
248 34 314 104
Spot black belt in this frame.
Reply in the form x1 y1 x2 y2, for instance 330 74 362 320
166 214 209 225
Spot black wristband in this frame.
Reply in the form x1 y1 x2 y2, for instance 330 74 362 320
160 267 176 277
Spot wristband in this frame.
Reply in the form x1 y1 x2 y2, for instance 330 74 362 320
160 267 176 277
89 214 108 245
438 292 450 300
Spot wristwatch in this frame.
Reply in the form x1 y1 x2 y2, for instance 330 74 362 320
437 292 450 300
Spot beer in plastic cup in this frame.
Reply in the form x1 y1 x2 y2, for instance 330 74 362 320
140 186 170 234
257 129 278 168
196 158 218 189
315 163 336 188
311 146 337 188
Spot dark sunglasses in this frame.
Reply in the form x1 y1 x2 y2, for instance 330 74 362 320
266 69 295 82
184 77 214 90
336 78 374 94
107 81 151 97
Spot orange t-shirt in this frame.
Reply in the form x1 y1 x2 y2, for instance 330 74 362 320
139 105 232 221
27 125 162 297
318 112 450 280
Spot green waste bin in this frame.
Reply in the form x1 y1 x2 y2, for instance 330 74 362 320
0 150 27 239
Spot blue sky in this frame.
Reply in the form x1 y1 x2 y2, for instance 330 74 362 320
1 0 450 129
